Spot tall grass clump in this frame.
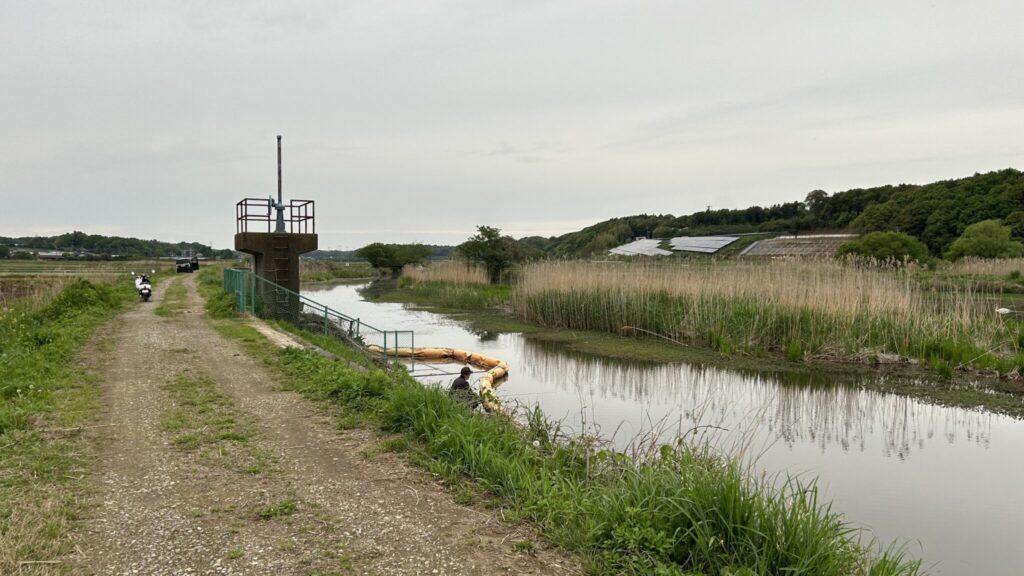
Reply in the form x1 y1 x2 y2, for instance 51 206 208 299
0 277 76 311
513 260 1021 372
300 260 376 282
269 346 920 575
383 262 510 310
403 260 490 285
196 266 240 319
0 279 130 572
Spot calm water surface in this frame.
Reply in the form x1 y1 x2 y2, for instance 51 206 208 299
305 281 1024 575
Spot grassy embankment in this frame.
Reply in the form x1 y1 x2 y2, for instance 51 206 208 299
197 266 921 576
0 278 134 573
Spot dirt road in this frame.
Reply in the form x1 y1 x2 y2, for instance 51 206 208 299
73 275 576 575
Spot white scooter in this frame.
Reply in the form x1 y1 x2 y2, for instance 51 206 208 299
132 270 155 302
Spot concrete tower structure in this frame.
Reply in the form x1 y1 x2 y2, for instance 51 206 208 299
234 136 318 300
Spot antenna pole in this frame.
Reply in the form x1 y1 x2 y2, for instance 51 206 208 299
275 135 285 232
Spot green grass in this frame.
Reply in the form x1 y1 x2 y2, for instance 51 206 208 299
0 279 132 572
255 498 298 520
154 278 187 317
197 266 241 319
265 345 920 575
160 373 271 474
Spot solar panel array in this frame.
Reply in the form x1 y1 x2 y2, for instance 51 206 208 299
741 235 857 257
668 236 739 254
609 239 672 256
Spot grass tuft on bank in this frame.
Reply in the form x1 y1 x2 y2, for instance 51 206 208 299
0 279 131 572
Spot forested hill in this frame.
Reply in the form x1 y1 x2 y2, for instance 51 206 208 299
541 168 1024 257
0 231 235 260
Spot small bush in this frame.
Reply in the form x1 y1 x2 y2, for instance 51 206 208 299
945 220 1024 260
836 232 929 264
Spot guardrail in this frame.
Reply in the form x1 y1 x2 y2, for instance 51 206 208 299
223 268 414 364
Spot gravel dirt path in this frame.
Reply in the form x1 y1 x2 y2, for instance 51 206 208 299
73 274 578 575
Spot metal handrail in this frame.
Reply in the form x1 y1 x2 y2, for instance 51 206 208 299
235 198 316 234
223 268 413 364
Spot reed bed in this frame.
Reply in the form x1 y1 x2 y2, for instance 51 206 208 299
948 257 1024 276
403 260 490 285
299 260 375 281
513 260 1020 369
0 277 74 314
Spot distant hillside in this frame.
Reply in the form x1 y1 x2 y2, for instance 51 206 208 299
0 231 236 260
538 168 1024 257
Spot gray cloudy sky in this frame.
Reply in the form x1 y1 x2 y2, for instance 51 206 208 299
2 1 1023 250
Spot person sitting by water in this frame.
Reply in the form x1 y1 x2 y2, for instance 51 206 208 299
449 366 480 409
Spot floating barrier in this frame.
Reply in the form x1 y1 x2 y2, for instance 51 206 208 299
366 346 508 412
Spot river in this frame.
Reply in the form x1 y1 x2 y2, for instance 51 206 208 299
304 281 1024 575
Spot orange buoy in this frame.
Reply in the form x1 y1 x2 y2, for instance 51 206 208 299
366 345 510 413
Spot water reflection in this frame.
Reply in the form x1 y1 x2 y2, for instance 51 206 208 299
517 338 995 459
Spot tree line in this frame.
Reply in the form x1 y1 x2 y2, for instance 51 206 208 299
352 168 1024 282
0 231 236 260
534 168 1024 257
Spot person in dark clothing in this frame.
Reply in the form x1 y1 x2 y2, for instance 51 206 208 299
449 366 479 409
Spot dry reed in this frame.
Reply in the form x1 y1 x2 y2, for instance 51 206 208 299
403 260 489 285
513 260 1010 363
948 257 1024 276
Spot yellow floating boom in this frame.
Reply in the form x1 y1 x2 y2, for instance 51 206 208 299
365 346 509 412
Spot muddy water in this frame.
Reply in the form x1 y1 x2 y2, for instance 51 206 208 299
305 281 1024 575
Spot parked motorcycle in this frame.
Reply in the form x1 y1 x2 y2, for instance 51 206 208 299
132 270 155 302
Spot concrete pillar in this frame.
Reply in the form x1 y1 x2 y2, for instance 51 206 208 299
235 232 317 319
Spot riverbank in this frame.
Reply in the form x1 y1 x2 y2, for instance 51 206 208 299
370 272 1024 418
204 270 923 575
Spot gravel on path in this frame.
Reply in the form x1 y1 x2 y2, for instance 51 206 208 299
73 274 578 576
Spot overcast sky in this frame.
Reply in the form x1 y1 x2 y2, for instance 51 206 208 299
2 1 1022 250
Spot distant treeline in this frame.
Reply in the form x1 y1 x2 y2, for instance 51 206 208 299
308 245 455 261
532 168 1024 257
0 231 237 260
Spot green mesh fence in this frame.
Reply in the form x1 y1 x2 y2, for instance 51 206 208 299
223 268 414 364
